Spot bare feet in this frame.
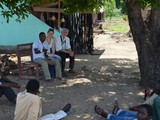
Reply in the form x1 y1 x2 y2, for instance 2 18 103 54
95 105 108 118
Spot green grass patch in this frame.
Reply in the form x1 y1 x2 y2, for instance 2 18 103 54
108 24 129 33
104 16 130 33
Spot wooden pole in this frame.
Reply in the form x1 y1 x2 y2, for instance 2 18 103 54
58 0 61 31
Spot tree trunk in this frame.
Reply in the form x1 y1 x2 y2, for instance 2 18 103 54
126 1 160 88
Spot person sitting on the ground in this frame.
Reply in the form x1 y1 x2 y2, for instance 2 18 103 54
141 88 160 120
14 79 72 120
142 80 160 106
43 28 61 61
152 94 160 120
55 28 75 77
0 72 20 104
95 101 152 120
142 80 160 120
32 32 62 81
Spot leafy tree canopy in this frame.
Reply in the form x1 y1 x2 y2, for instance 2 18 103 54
0 0 56 22
0 0 45 22
1 0 160 22
62 0 105 14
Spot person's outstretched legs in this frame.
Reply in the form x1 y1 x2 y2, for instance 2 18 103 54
3 87 16 103
35 58 51 80
41 103 72 120
95 105 137 120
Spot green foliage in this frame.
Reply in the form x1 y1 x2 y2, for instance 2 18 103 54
108 23 129 33
0 0 60 22
105 16 129 33
0 0 42 22
119 0 160 9
104 0 116 19
0 0 104 22
1 0 160 22
115 0 127 14
62 0 105 14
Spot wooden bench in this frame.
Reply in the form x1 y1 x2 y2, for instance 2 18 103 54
16 43 41 80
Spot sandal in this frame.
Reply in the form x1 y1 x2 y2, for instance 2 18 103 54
95 105 107 118
62 103 71 113
112 100 119 114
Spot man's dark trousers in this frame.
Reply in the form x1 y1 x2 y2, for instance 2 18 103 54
56 52 74 72
0 79 16 103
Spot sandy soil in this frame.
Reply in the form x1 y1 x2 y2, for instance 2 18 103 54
0 33 145 120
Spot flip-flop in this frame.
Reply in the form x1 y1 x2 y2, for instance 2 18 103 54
95 105 101 114
95 105 107 118
62 103 71 113
112 100 119 114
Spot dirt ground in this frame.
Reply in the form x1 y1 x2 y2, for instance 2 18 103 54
0 33 145 120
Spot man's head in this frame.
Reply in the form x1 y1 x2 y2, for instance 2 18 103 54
26 79 40 95
137 104 152 120
47 28 54 38
39 32 46 43
61 28 69 37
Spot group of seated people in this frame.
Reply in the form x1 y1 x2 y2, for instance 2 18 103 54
1 69 160 120
1 71 160 120
32 28 75 81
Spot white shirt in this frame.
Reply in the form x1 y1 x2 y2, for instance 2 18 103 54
43 38 54 53
32 40 45 60
56 35 71 51
143 93 158 106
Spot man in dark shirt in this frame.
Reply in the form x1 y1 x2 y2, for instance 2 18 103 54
0 72 20 104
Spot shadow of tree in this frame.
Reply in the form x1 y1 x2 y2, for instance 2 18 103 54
0 53 144 120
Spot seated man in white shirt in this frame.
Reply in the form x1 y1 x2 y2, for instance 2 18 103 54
0 72 20 104
32 32 62 81
14 79 72 120
55 28 75 77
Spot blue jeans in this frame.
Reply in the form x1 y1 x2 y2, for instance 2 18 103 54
52 54 61 61
107 109 137 120
49 65 55 78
